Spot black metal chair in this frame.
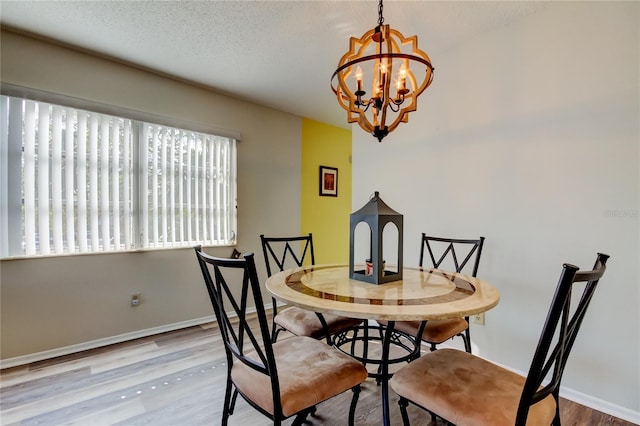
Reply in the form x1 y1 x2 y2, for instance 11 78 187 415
260 233 363 344
194 246 368 426
390 252 610 426
379 234 485 354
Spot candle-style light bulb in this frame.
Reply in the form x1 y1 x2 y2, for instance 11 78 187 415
355 66 363 92
378 61 387 98
396 64 409 98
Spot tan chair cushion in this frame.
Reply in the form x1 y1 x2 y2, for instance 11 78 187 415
231 336 368 418
275 306 363 339
390 348 556 426
379 319 468 344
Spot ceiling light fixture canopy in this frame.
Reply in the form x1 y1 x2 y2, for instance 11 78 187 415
331 0 434 142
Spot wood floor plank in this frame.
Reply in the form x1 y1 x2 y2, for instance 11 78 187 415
1 349 212 424
0 341 159 389
62 398 147 426
12 357 225 426
1 318 636 426
1 367 91 410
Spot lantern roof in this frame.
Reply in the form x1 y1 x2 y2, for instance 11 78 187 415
351 191 402 218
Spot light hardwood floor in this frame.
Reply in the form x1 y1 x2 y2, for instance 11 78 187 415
1 316 635 426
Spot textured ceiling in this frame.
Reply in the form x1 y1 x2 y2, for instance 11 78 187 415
0 1 548 128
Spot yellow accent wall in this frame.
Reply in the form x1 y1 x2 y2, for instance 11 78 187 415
301 119 352 264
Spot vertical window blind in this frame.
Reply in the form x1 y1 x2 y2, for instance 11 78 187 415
141 124 235 249
0 95 237 258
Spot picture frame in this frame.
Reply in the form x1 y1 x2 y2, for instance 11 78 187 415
319 166 338 197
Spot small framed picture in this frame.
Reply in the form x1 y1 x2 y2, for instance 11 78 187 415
319 166 338 197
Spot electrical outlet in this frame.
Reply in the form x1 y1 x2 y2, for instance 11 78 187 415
472 312 485 325
131 293 141 307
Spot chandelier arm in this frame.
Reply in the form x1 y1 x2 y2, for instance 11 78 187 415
332 53 434 81
328 75 377 116
388 102 400 112
360 100 375 113
353 98 376 113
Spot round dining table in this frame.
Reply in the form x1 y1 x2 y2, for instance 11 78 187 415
266 264 500 426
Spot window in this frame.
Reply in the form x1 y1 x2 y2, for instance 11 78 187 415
0 94 237 258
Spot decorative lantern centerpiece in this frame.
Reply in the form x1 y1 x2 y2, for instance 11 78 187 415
349 191 403 284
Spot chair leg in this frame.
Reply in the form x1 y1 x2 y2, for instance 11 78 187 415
222 379 234 426
398 396 411 426
410 321 427 361
348 384 362 426
362 321 370 366
376 363 383 386
463 324 472 353
552 389 562 425
315 312 332 345
228 389 238 415
272 326 283 343
350 326 359 356
462 331 472 353
292 407 314 426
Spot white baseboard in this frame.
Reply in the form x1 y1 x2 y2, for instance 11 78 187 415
0 315 216 369
0 303 275 371
560 387 640 425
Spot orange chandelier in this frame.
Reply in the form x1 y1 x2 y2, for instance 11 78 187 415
331 0 434 142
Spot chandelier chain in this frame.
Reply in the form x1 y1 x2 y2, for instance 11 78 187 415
378 0 384 25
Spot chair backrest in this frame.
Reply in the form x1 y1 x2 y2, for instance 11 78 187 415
516 253 609 425
260 233 315 277
194 246 283 415
419 234 485 276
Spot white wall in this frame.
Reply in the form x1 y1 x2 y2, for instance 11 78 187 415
353 2 639 419
0 30 302 360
